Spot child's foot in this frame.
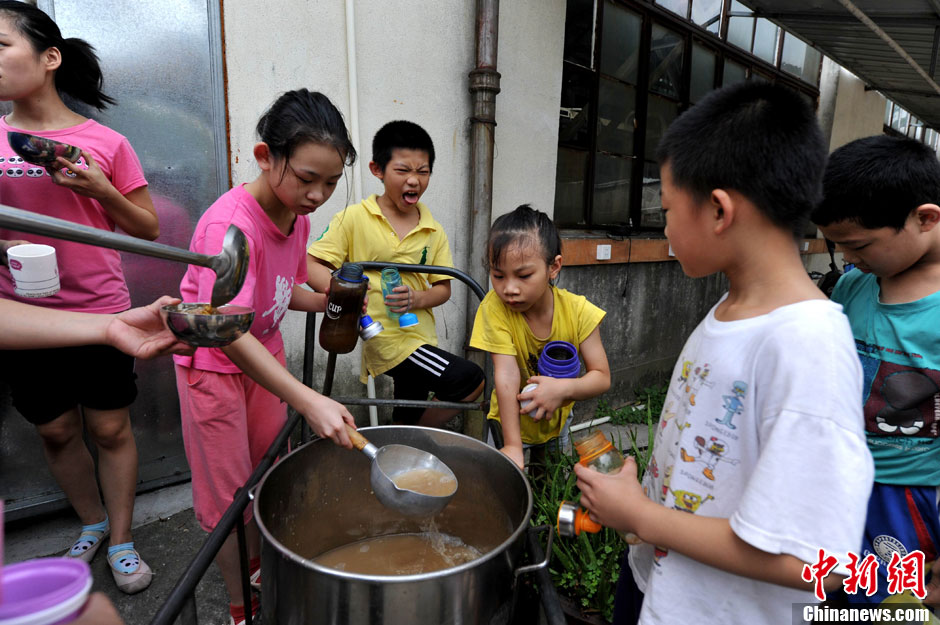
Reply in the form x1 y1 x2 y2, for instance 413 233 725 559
108 542 153 594
66 516 110 562
229 596 260 625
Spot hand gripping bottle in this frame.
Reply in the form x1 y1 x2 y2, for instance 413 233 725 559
557 429 641 544
520 340 580 417
380 267 418 328
319 263 369 354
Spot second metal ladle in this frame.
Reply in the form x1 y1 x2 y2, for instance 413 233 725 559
0 204 249 307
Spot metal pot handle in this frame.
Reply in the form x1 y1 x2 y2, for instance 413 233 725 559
513 524 554 578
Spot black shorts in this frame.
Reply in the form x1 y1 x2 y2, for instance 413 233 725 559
0 344 138 425
384 344 484 425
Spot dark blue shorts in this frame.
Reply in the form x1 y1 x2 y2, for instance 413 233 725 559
0 344 137 425
848 482 940 605
384 344 484 424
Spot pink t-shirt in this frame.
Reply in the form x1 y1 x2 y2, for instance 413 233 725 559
0 117 147 313
174 184 310 373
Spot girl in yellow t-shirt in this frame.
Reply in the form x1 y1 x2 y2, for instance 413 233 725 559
470 204 611 470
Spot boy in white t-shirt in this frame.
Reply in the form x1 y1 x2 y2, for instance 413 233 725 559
575 82 873 624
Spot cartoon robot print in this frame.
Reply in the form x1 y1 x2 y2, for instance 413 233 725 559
686 363 714 406
680 435 740 481
716 380 748 430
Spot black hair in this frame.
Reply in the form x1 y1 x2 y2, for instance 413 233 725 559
656 81 826 239
256 89 357 170
0 1 114 109
812 135 940 230
486 204 562 273
371 120 435 172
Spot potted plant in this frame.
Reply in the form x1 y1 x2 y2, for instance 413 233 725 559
530 414 657 624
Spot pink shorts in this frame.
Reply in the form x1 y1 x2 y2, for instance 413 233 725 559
175 351 288 532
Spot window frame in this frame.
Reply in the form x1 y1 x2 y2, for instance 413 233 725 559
555 0 823 233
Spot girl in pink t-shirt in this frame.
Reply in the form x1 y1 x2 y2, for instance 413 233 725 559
0 2 158 595
173 89 358 625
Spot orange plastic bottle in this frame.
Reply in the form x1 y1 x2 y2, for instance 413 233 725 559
556 430 640 544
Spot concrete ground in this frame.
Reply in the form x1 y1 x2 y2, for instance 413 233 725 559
5 483 230 625
3 420 647 625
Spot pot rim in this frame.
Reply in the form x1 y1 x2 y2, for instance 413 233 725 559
253 425 534 583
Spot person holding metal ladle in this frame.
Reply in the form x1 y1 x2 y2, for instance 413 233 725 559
0 1 160 595
172 89 360 625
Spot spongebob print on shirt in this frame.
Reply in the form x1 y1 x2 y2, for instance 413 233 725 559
642 359 748 567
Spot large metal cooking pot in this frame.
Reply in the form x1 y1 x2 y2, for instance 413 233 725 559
255 426 536 625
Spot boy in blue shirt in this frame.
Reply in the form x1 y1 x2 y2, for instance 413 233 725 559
812 134 940 608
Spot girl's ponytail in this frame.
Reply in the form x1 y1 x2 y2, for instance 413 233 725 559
0 1 114 110
55 37 115 110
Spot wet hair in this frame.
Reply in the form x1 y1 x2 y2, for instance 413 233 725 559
486 204 561 274
256 89 357 170
812 135 940 231
372 120 435 172
656 81 826 239
0 1 114 109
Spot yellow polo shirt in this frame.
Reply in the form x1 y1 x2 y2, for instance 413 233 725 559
309 194 454 382
470 286 606 445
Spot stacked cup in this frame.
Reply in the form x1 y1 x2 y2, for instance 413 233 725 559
6 244 59 298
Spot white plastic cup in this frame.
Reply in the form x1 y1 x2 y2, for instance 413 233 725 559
7 244 59 298
519 383 539 417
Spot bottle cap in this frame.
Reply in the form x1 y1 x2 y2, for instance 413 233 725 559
519 382 539 416
398 312 419 328
336 263 365 282
359 315 384 340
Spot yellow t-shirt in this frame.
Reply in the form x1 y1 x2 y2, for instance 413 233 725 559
309 194 454 382
469 286 606 445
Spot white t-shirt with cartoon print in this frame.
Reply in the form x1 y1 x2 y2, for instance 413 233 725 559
628 296 873 625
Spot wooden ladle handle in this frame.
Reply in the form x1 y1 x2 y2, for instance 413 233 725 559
345 423 371 451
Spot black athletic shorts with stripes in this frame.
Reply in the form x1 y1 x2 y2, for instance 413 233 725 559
383 344 484 425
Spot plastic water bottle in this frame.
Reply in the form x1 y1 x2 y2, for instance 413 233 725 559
319 263 369 354
380 267 418 328
557 429 641 544
520 340 580 416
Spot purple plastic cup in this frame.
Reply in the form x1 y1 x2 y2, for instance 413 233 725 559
537 341 580 378
0 558 92 625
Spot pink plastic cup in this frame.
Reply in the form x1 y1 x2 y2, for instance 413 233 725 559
0 558 92 625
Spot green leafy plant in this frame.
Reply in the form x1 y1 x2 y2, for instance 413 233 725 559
595 384 667 426
530 417 657 623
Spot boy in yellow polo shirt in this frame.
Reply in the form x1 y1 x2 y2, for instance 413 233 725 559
307 120 484 426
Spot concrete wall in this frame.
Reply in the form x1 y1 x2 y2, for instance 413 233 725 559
828 66 886 151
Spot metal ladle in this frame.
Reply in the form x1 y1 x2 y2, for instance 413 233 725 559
0 204 249 307
345 424 458 517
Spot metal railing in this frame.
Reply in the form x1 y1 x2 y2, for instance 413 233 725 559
150 263 563 625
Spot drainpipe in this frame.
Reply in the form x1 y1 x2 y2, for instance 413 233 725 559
465 0 500 438
345 0 364 203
